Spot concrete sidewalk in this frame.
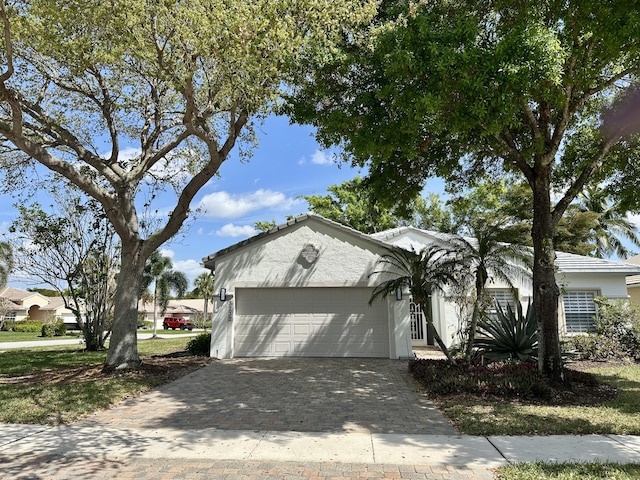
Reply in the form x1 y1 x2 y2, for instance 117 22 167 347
1 424 639 474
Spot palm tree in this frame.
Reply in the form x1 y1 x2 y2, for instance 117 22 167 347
142 251 188 337
578 186 640 258
450 227 532 361
0 241 13 287
369 245 462 363
194 272 214 332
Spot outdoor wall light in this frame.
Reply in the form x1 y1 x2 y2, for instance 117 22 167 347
396 287 403 301
219 288 227 302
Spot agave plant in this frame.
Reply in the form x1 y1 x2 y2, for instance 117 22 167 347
475 300 538 362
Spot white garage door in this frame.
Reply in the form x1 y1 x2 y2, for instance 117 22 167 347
234 287 389 357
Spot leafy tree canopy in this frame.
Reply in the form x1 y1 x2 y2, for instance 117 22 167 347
0 0 377 370
286 0 640 380
303 176 399 233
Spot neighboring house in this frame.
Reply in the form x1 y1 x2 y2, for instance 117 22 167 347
626 254 640 306
138 299 208 327
0 286 78 328
203 214 640 359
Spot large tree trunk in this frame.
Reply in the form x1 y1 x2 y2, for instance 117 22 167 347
531 171 564 384
104 241 145 371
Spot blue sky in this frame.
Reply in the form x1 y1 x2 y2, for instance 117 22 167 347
158 114 371 287
0 114 395 290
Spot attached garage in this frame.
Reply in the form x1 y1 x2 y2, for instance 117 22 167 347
203 214 412 360
234 287 389 357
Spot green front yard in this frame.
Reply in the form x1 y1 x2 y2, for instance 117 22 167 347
497 462 640 480
0 337 209 424
412 361 640 436
0 331 83 343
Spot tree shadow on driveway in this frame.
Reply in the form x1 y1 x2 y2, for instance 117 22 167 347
78 358 457 435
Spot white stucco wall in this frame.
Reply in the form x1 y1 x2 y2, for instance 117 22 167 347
556 272 630 299
208 218 411 359
380 228 635 346
214 221 383 290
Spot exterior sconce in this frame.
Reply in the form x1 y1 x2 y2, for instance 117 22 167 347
396 287 403 301
219 288 227 302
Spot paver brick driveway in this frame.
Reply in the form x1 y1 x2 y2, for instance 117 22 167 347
79 358 456 435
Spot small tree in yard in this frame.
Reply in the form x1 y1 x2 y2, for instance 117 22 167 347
450 226 532 362
10 193 118 350
194 272 214 333
141 251 187 338
0 0 377 370
369 246 462 363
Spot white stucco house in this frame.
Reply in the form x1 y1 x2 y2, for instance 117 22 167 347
203 214 640 359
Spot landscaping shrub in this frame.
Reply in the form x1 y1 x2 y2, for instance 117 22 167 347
55 321 67 336
564 334 625 361
41 321 67 337
565 298 640 362
186 333 211 356
474 301 538 362
409 358 551 400
41 323 56 337
14 321 44 333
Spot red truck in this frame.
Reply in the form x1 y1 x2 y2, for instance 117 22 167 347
162 316 194 330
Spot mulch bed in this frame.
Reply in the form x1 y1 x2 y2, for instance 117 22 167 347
0 354 215 387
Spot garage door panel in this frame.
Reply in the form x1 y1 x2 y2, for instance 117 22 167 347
234 288 389 357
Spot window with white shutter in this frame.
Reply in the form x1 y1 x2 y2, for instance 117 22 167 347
488 289 517 313
563 291 597 333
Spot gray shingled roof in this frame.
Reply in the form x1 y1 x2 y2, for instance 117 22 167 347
373 226 640 275
555 251 640 274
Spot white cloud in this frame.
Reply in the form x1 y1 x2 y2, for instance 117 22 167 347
198 189 300 219
118 147 142 161
297 149 335 166
215 223 257 237
629 213 640 229
310 150 334 165
160 249 208 288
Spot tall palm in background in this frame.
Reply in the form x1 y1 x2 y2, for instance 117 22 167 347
0 241 13 287
369 245 462 363
194 272 214 332
450 227 532 361
142 251 188 337
578 186 640 259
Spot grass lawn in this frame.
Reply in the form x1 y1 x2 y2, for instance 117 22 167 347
420 363 640 436
0 336 211 424
0 331 83 342
496 462 640 479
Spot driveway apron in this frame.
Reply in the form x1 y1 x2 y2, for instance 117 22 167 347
79 358 456 435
